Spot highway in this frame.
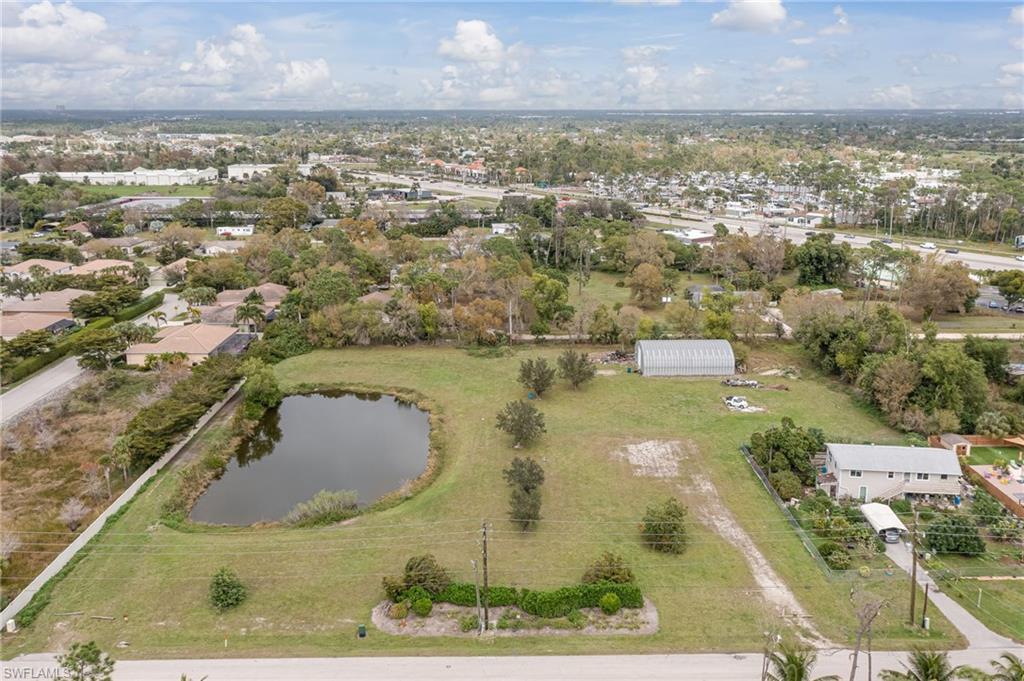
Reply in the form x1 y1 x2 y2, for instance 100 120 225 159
362 171 1024 273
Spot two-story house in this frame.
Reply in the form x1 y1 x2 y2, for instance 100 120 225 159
817 443 961 502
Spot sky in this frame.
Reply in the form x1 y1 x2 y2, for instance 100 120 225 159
1 1 1022 110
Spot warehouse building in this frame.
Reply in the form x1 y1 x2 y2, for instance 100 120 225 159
635 339 735 377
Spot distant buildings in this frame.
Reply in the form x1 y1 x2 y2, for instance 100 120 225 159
663 228 715 246
20 167 217 186
216 225 255 237
2 258 73 280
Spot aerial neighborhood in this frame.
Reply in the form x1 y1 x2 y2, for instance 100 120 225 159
0 1 1023 677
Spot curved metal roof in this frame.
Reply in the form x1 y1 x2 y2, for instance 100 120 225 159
635 339 735 377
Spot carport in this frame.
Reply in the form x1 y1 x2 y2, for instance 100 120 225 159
859 502 908 537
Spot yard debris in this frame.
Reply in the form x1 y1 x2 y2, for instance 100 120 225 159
591 350 634 365
722 377 760 388
758 366 800 379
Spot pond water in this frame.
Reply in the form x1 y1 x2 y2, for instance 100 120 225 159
190 392 430 525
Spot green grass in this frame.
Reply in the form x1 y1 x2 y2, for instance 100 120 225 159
937 578 1024 643
3 346 962 658
569 271 718 322
969 447 1021 465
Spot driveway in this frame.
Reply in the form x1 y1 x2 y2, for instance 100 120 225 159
884 542 1018 649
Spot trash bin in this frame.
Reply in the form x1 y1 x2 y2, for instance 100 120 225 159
357 624 367 638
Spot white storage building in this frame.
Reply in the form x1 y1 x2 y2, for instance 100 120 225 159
635 340 735 377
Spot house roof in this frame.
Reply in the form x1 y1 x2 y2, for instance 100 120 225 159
4 258 71 275
68 259 134 276
63 222 92 234
825 443 961 475
126 323 237 357
3 288 92 314
216 283 289 306
940 433 971 447
156 257 194 275
0 312 75 339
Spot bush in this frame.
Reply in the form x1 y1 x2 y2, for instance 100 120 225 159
519 583 643 618
509 485 542 530
495 400 546 448
890 499 912 515
411 597 433 617
926 514 986 555
818 541 851 570
581 552 635 584
112 291 165 322
382 576 406 603
1 317 113 384
641 498 689 554
403 554 452 595
518 357 556 396
459 614 480 632
209 568 247 611
388 601 409 619
566 609 586 628
769 470 803 501
283 489 359 526
437 583 519 607
599 592 622 615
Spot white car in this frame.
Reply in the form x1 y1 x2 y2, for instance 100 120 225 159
1017 255 1024 262
920 242 937 249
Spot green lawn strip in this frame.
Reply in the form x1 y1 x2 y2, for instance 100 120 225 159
968 447 1022 465
5 346 963 657
935 578 1024 643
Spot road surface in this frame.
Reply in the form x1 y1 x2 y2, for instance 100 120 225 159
0 289 179 425
5 648 1023 681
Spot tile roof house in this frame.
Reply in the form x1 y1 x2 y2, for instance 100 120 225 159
67 259 134 277
199 283 289 329
0 312 76 339
124 323 246 366
3 258 73 279
3 288 92 315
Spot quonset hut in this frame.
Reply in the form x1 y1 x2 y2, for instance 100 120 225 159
635 339 735 377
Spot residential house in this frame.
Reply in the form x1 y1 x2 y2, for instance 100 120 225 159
198 283 289 330
0 312 76 340
3 288 91 316
82 237 153 258
124 323 249 366
67 259 134 277
817 443 962 502
61 222 92 239
687 284 725 307
490 222 519 236
3 258 73 280
664 228 715 246
198 241 246 256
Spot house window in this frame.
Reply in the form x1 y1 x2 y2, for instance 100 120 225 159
887 471 896 479
850 470 863 478
940 474 948 480
916 473 930 481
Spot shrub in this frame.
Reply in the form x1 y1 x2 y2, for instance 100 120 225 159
209 568 247 611
818 541 851 570
411 597 433 617
283 489 359 526
557 349 596 389
641 498 689 554
890 499 912 515
599 592 622 615
459 614 480 632
502 457 545 493
436 583 519 607
566 609 586 628
382 576 406 602
769 470 803 501
403 585 431 604
403 554 452 595
112 291 165 322
926 514 985 555
388 601 409 619
518 357 556 396
509 485 542 530
519 583 643 618
495 400 546 448
582 552 635 584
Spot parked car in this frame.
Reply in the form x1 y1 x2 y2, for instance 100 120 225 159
883 529 902 544
804 231 815 237
30 231 45 238
844 233 855 239
1016 255 1024 262
920 242 937 249
881 237 895 244
723 396 749 410
989 300 1003 309
945 248 960 254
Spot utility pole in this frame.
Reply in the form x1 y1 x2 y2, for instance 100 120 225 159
921 584 930 629
481 522 490 631
471 559 483 634
908 510 919 626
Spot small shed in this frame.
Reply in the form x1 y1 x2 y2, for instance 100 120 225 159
939 433 971 458
635 339 735 377
859 502 908 536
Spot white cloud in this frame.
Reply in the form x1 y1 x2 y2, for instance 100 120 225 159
272 59 333 98
4 0 136 65
438 19 510 70
1001 62 1024 77
621 44 673 63
819 5 851 36
711 0 787 33
868 84 917 108
625 64 661 88
1013 36 1024 50
769 56 809 73
789 37 816 45
1010 6 1023 24
614 0 683 5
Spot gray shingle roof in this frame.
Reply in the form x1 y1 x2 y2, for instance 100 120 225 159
826 443 961 475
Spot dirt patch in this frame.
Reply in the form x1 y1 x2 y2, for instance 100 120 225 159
371 599 659 637
596 369 617 376
613 440 687 478
680 472 830 646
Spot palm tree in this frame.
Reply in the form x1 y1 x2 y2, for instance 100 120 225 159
765 643 839 681
989 653 1024 681
187 306 203 324
881 650 966 681
149 310 166 327
234 301 264 332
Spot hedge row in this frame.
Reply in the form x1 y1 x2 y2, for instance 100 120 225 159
1 317 114 384
112 291 165 322
414 581 643 617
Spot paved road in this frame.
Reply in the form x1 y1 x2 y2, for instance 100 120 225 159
0 288 179 425
884 542 1018 650
6 648 1023 681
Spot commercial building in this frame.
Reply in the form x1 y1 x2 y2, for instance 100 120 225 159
20 167 217 186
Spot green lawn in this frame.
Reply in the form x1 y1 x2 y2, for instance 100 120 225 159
3 346 961 659
969 447 1022 465
569 271 719 322
74 184 216 199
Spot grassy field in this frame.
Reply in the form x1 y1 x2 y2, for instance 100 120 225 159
2 345 962 659
938 578 1024 642
568 271 720 322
